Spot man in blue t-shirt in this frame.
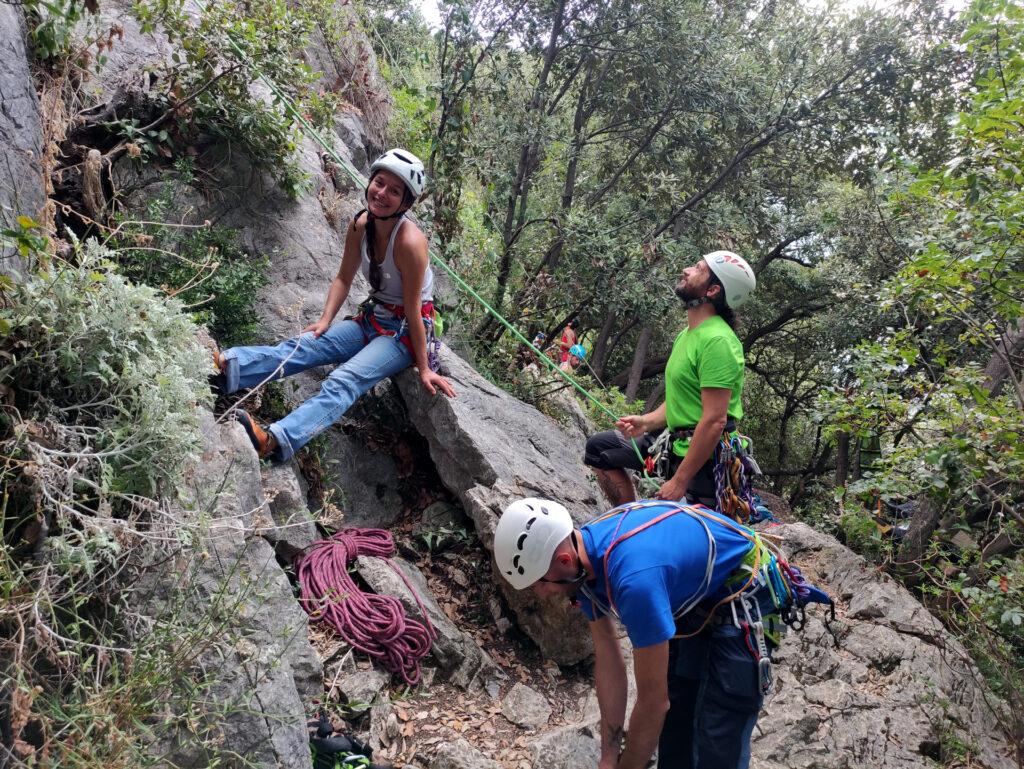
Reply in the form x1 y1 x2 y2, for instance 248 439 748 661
494 497 779 769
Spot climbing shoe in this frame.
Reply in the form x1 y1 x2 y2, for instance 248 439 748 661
236 410 275 459
206 340 228 395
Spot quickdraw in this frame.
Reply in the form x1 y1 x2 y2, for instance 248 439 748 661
735 594 774 696
639 425 766 526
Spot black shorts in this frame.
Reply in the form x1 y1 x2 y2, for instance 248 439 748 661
583 429 717 501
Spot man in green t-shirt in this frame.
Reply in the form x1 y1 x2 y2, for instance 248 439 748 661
584 250 756 506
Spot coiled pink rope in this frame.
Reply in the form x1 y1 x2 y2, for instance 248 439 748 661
296 528 437 686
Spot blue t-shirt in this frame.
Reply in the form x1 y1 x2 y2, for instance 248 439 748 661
577 501 754 648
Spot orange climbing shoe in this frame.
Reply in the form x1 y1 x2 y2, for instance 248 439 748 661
205 338 228 395
236 410 275 459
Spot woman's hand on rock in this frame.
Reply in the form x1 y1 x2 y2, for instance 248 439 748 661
420 369 456 398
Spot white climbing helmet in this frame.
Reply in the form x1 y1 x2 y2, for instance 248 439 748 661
703 250 756 308
494 498 574 590
369 149 425 199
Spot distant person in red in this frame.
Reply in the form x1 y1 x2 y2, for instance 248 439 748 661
559 319 579 363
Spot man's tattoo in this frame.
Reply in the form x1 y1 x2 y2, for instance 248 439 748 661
607 725 625 750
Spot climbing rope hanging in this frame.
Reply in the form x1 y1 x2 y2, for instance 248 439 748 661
295 528 436 686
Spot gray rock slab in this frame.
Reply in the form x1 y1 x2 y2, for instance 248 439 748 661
139 409 321 768
427 739 501 769
261 463 319 560
415 500 465 534
396 346 604 664
0 5 45 270
338 668 390 713
355 554 497 689
500 682 552 728
746 522 1014 769
531 725 601 769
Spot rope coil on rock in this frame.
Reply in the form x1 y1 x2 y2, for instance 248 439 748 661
296 528 436 686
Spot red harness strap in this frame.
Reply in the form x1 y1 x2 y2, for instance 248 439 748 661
358 300 435 355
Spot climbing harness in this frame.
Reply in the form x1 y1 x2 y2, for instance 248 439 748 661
349 297 441 372
209 31 650 465
636 421 767 525
581 501 834 695
295 528 437 686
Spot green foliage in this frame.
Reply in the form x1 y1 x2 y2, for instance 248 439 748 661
0 234 283 764
389 81 439 160
110 170 269 346
819 0 1024 511
0 215 50 275
814 2 1024 750
838 510 892 563
0 516 290 766
1 239 210 496
581 384 645 429
131 0 347 196
22 0 92 62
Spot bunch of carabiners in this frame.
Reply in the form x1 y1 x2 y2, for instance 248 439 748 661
713 432 762 523
729 540 794 695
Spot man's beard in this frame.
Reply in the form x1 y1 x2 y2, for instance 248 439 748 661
675 282 704 302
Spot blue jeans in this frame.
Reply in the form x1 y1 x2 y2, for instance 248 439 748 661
220 314 413 461
658 589 778 769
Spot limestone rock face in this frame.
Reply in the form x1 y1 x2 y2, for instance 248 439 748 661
355 554 500 689
396 345 604 665
0 5 45 268
747 522 1013 769
260 463 319 561
139 410 321 768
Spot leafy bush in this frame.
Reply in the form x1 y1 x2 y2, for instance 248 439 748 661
1 239 210 497
110 170 269 347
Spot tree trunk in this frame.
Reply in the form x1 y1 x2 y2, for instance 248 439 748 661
984 320 1024 407
896 495 944 574
644 379 666 413
490 0 568 318
625 326 653 401
835 431 850 488
591 309 618 380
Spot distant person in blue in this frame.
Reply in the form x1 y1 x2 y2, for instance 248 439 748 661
494 497 787 769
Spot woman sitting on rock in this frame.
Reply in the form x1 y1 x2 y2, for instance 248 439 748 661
212 149 455 462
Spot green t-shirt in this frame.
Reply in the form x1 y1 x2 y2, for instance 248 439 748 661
664 315 745 431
